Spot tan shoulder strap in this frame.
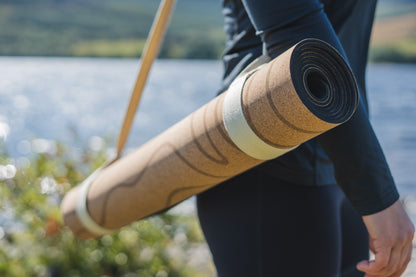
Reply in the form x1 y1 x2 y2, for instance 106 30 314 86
116 0 176 157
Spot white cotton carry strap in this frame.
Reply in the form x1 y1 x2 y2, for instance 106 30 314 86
222 63 297 160
76 166 115 235
76 0 176 236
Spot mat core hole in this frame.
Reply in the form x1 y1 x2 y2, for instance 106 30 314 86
306 70 330 102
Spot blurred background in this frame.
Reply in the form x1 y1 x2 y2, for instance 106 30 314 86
0 0 415 276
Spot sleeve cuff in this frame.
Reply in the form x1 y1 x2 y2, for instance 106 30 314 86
351 185 400 216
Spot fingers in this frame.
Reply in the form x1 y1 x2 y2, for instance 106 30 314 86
357 246 391 275
357 242 413 276
387 247 404 275
391 241 413 277
359 200 415 277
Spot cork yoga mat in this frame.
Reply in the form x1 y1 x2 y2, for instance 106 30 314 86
61 39 359 239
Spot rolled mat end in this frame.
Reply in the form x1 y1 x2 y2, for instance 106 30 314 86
290 38 359 124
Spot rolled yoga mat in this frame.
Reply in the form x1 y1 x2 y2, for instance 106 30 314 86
61 39 359 239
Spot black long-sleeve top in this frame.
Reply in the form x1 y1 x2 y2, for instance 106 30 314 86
220 0 399 215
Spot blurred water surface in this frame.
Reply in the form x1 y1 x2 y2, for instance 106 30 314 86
0 57 415 199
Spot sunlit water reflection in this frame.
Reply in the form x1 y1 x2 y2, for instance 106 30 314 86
0 57 415 218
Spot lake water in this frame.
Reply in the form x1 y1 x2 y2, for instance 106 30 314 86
0 57 415 209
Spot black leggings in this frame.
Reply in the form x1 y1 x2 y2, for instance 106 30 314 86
197 169 369 277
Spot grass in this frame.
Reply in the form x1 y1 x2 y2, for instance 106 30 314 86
70 39 147 58
370 39 416 63
370 12 416 62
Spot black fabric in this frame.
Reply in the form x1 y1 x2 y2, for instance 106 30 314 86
197 171 369 277
214 0 399 215
196 0 400 276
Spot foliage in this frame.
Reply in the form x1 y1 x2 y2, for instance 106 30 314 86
0 140 215 277
370 39 416 63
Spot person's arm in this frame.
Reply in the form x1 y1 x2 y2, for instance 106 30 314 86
358 200 414 277
240 0 414 275
317 101 414 276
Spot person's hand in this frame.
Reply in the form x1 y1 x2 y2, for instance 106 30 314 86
357 200 414 277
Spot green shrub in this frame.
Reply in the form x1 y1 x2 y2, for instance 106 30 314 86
0 141 214 277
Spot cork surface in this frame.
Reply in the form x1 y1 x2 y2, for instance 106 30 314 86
61 39 359 238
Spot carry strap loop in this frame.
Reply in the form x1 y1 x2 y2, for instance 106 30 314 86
116 0 176 158
75 0 176 236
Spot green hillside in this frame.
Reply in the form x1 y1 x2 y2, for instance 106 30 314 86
0 0 415 61
370 12 416 63
370 0 416 62
375 0 416 18
0 0 225 59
